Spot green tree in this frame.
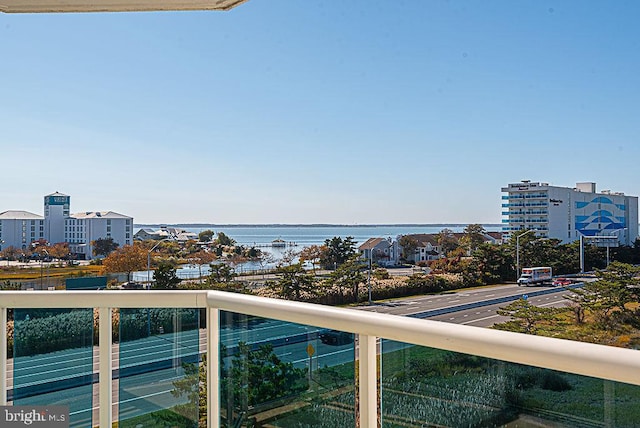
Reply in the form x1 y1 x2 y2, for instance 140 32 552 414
171 361 203 425
198 229 215 243
507 231 579 275
207 263 237 284
246 246 260 258
610 239 640 265
459 224 486 254
325 256 367 302
270 263 316 300
495 298 568 334
565 262 640 326
436 228 458 256
91 237 119 257
215 232 236 247
397 235 419 263
222 343 307 421
464 243 513 286
320 236 357 270
153 261 182 289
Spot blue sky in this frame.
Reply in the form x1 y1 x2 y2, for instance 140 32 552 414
1 0 639 224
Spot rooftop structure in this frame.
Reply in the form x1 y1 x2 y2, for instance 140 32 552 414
0 210 43 220
0 0 248 13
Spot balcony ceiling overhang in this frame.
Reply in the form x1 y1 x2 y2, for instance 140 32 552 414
0 0 248 13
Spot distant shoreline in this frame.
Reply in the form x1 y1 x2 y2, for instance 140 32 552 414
136 223 503 228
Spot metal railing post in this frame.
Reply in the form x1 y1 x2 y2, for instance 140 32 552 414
1 307 6 405
99 307 113 427
358 334 378 428
207 307 220 428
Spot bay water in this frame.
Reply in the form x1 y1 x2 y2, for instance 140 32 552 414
133 224 500 281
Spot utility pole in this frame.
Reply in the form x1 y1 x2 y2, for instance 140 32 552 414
515 229 535 282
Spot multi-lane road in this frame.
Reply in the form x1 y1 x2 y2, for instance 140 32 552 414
357 282 578 326
5 281 582 426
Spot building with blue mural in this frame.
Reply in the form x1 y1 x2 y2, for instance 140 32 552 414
502 181 638 245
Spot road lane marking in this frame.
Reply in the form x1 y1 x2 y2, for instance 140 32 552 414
461 314 500 325
539 300 566 307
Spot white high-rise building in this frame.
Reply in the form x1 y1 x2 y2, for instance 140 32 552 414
44 192 70 244
0 211 45 251
502 181 638 245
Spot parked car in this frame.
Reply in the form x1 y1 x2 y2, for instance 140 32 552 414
119 282 146 290
552 278 572 287
319 329 354 346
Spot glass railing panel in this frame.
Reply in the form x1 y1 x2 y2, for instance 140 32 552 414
219 311 355 427
380 340 640 427
118 308 200 427
12 308 94 428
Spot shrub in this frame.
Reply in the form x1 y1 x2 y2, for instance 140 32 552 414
540 371 572 392
13 309 93 357
373 268 390 280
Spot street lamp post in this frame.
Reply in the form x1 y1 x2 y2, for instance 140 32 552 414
146 237 171 338
147 237 172 288
42 249 49 288
515 229 535 282
0 240 6 268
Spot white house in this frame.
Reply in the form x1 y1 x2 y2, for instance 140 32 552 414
358 238 393 266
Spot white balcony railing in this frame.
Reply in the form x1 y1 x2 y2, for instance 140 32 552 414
2 290 640 427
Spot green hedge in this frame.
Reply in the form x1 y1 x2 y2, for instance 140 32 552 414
13 309 93 357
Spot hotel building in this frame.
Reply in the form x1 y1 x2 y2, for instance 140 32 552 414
0 192 133 259
502 180 638 245
0 211 45 251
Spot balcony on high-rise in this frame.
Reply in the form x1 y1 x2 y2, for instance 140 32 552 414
2 290 640 428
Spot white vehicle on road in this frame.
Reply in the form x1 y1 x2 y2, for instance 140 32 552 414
517 267 552 286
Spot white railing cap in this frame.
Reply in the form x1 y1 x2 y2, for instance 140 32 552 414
0 290 209 308
207 290 640 387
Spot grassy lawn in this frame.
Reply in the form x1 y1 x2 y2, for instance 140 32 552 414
0 265 102 281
